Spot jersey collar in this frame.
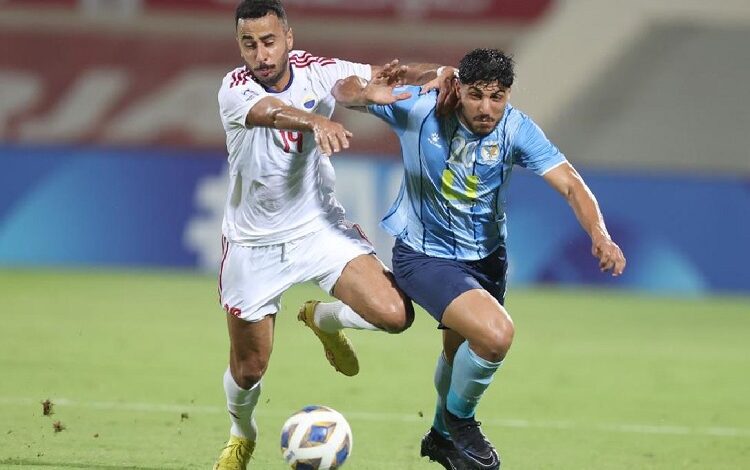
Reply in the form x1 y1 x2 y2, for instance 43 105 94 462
246 63 295 94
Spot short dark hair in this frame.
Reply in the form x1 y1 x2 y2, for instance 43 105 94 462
458 48 515 88
235 0 287 27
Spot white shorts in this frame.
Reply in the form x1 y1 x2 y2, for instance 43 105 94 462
218 222 375 322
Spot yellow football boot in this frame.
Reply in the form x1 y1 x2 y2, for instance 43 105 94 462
213 435 255 470
298 300 360 376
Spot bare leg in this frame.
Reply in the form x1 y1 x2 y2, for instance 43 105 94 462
332 254 414 333
297 254 413 376
441 289 513 363
224 314 275 439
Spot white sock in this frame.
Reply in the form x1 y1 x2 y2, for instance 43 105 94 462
314 301 381 332
223 367 260 441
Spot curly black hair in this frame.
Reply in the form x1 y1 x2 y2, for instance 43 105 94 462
458 48 515 88
235 0 287 27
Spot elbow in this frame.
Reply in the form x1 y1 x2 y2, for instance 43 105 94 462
331 82 353 107
245 98 283 128
332 76 367 107
331 79 346 102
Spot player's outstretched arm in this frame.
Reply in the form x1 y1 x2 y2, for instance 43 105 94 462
371 60 453 87
373 60 458 115
543 162 627 276
246 96 352 157
332 75 412 109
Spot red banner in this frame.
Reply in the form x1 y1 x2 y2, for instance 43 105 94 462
1 0 552 22
145 0 553 22
0 29 490 154
1 0 75 6
1 0 75 5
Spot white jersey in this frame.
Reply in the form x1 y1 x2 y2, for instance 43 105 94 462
217 50 371 246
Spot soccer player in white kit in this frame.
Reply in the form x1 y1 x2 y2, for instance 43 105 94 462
213 2 457 468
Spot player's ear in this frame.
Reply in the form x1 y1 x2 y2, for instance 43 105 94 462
286 27 294 50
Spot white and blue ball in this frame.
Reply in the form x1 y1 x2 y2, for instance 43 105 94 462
280 405 353 470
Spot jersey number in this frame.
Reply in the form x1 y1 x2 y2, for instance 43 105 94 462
443 137 479 202
441 169 479 202
281 131 304 153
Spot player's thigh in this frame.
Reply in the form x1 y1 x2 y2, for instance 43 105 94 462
335 254 411 320
310 224 411 324
391 239 479 324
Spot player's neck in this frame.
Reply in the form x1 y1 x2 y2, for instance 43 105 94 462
264 65 293 93
455 111 482 138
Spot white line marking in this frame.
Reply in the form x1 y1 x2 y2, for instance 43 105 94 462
2 397 748 439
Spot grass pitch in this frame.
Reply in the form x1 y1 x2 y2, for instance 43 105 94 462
0 269 748 469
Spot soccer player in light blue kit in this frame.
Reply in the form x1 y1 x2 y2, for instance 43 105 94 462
333 48 626 469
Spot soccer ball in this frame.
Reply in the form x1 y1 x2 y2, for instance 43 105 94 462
280 405 353 470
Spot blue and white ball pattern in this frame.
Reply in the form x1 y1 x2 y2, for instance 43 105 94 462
280 405 353 470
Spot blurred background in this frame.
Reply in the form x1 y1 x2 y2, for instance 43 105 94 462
1 2 749 469
0 0 748 292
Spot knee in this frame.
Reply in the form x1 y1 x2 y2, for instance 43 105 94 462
473 317 514 362
376 298 414 334
232 357 268 390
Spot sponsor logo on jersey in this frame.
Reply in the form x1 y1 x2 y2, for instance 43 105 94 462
428 132 443 148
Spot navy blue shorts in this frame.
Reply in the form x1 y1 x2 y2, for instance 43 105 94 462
391 239 508 324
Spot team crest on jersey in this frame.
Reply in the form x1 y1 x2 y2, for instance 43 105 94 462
302 93 317 110
480 142 501 163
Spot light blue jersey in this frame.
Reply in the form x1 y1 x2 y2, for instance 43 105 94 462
369 85 566 261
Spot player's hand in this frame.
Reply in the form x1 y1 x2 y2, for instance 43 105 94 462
363 80 412 105
362 60 412 105
420 66 459 116
375 59 407 87
311 116 352 157
420 66 456 93
592 235 626 276
364 85 412 105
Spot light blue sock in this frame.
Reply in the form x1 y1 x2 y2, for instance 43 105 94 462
446 342 502 419
432 352 453 437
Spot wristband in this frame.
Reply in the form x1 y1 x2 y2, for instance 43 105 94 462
437 66 459 79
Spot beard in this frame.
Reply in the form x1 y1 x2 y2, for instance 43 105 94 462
254 55 289 88
457 105 499 137
471 122 496 137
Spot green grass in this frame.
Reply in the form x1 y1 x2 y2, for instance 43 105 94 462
0 268 748 469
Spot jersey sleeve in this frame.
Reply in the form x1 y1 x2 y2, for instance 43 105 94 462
512 116 567 175
366 85 424 134
311 56 372 91
218 76 268 129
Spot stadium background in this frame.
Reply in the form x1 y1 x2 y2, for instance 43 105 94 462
1 0 749 293
1 1 748 469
